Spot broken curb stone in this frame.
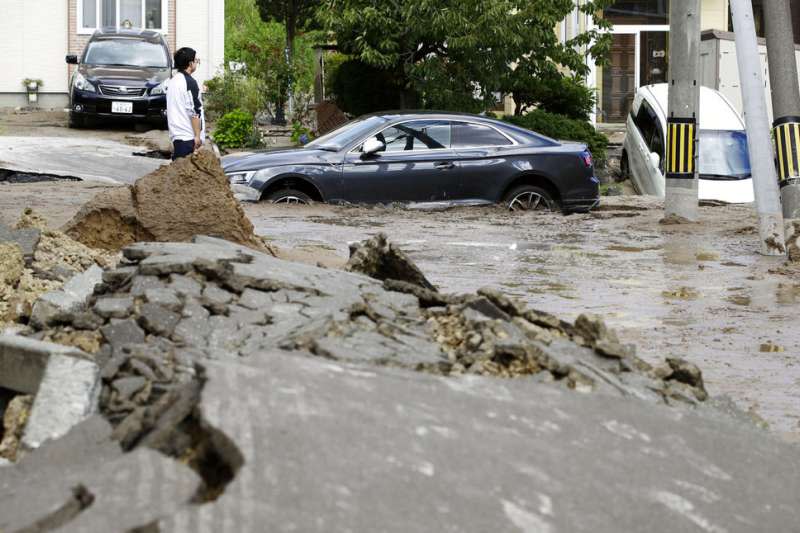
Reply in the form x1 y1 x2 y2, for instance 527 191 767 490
0 334 100 454
30 265 103 328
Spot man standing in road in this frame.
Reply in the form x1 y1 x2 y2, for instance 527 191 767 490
167 47 205 160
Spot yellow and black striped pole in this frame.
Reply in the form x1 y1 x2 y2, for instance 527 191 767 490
665 117 697 178
773 116 800 183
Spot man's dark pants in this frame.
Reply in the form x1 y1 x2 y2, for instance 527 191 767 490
172 140 195 160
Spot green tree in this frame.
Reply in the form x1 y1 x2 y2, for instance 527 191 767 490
254 0 320 64
320 0 612 114
224 0 316 116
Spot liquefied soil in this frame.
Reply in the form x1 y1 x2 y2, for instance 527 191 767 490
1 183 799 440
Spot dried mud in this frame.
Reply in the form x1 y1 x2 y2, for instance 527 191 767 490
64 150 268 253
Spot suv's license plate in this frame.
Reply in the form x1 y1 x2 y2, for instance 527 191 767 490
111 101 133 114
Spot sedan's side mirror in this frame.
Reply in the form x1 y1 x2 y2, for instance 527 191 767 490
649 151 661 169
362 137 385 156
66 55 78 65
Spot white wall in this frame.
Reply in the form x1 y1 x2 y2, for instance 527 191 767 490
176 0 224 88
0 0 68 94
700 33 800 124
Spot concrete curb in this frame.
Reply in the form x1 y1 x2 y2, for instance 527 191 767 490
0 335 100 451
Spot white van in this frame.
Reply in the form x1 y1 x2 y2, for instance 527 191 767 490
621 83 754 203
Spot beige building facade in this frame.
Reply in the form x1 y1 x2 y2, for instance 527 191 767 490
0 0 224 108
557 0 800 123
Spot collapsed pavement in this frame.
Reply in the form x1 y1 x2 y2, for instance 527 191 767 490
1 235 799 531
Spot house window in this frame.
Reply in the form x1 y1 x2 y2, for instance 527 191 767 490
78 0 166 33
604 0 670 25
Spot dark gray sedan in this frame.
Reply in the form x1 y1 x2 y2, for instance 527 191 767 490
222 112 599 212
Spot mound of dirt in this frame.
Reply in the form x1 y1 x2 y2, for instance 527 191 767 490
64 150 268 253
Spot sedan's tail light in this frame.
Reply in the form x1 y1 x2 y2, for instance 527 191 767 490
581 150 593 168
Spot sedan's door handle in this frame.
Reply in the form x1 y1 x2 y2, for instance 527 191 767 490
434 161 455 170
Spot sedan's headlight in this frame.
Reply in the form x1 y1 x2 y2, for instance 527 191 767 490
74 72 96 93
227 171 255 184
150 80 168 96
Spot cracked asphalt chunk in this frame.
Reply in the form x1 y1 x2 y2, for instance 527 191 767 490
9 234 800 531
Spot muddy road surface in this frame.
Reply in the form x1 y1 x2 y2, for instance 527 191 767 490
1 182 798 440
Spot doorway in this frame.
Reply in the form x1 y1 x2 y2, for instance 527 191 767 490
602 33 636 122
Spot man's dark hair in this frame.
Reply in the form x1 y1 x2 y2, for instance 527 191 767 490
174 47 196 71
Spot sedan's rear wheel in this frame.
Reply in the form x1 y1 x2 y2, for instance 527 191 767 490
264 188 313 205
504 185 555 212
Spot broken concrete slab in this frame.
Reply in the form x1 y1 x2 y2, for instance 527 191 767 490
0 416 199 532
93 296 134 319
0 334 89 394
22 353 100 449
153 352 800 532
29 265 103 328
0 335 100 452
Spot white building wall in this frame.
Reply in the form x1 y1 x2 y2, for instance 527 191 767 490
176 0 224 88
0 0 68 94
699 33 800 124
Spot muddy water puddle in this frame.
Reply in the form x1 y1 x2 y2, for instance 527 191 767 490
246 200 800 440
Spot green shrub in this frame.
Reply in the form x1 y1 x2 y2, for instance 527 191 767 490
205 70 265 121
504 109 608 165
213 109 256 150
290 121 313 145
523 76 596 121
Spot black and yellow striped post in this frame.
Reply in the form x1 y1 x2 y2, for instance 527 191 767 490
773 116 800 183
665 117 697 178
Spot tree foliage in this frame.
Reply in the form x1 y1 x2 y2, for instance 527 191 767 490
224 0 315 112
319 0 612 114
254 0 320 52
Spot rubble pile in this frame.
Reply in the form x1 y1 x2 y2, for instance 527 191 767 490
5 236 800 531
30 235 706 422
0 209 114 327
63 150 268 253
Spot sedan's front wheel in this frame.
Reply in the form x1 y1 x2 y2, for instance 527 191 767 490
264 188 313 205
504 185 555 212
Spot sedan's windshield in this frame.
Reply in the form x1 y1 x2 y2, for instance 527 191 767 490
698 130 751 179
305 116 388 151
84 39 168 68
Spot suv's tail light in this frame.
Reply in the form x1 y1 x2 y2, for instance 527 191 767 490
581 150 593 168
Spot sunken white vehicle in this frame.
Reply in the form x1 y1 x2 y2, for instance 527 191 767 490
622 83 753 203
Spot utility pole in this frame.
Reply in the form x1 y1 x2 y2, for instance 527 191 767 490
764 0 800 228
665 0 700 222
730 0 786 255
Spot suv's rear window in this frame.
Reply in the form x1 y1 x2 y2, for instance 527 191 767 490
84 39 168 68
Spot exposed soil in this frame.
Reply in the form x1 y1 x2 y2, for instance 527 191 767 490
64 150 268 253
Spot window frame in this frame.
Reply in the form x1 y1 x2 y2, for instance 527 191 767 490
451 121 515 149
354 120 455 154
78 0 168 35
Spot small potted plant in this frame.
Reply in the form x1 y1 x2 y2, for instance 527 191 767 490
22 78 44 106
